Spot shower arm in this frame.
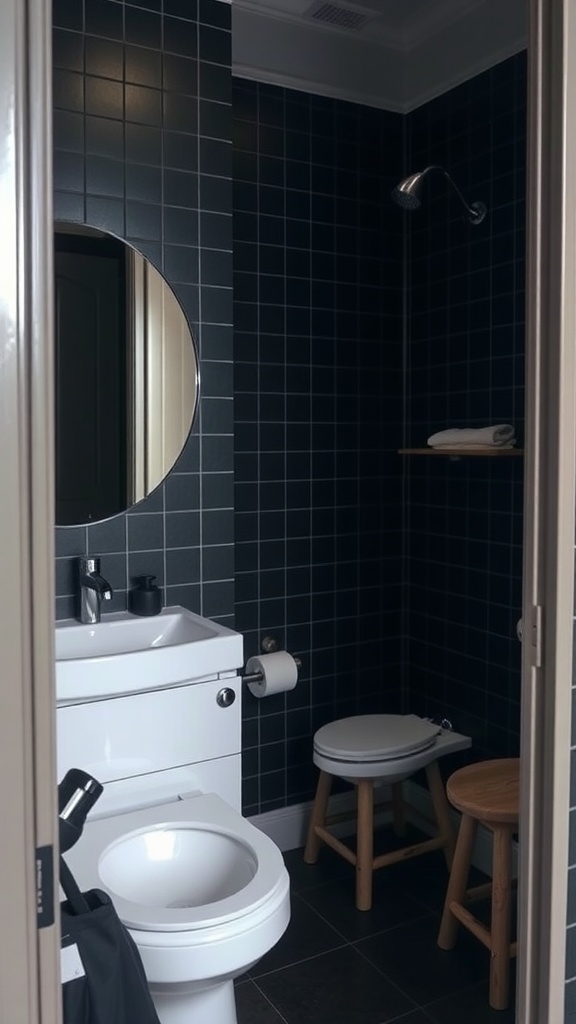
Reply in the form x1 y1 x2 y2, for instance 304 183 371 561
427 165 487 225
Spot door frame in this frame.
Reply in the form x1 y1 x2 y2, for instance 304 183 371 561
517 1 576 1020
0 0 574 1021
0 0 61 1019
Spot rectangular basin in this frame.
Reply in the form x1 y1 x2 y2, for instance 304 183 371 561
56 606 244 703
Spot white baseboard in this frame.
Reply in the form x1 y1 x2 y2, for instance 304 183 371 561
248 788 361 851
248 780 518 880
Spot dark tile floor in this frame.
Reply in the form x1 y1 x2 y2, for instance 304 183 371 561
235 828 516 1024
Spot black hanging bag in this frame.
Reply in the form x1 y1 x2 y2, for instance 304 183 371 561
60 858 161 1024
58 768 161 1024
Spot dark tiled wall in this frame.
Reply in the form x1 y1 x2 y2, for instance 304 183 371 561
53 0 235 626
403 55 526 757
233 59 527 816
52 1 527 827
232 79 405 815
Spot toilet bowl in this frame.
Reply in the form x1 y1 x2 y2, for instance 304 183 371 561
65 791 290 1024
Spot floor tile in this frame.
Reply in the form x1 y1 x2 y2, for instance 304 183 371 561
249 893 346 977
235 979 287 1023
287 825 457 914
384 1013 435 1024
244 844 518 1024
298 872 430 942
368 835 490 917
357 913 489 1006
424 980 516 1023
255 945 417 1024
378 850 453 914
283 845 351 894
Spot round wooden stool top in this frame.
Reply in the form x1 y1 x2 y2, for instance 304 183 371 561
446 758 519 824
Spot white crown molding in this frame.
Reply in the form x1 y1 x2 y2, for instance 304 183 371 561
232 62 406 113
232 4 406 110
406 0 527 112
232 0 526 114
234 40 526 116
404 37 527 113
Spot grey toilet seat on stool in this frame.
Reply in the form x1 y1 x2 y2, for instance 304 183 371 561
304 715 471 911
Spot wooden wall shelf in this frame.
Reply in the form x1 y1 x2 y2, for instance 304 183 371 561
399 448 523 457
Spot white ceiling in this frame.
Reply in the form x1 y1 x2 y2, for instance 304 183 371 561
232 0 527 112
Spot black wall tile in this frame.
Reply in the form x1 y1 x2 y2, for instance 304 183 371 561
164 129 200 171
199 24 231 66
125 44 162 87
53 0 234 632
85 0 124 41
124 7 161 49
54 151 85 193
164 91 199 133
85 75 124 118
125 82 162 125
55 5 528 838
233 78 404 813
86 115 124 158
53 69 84 112
404 55 526 763
53 29 85 72
163 16 198 60
54 0 84 32
85 37 124 79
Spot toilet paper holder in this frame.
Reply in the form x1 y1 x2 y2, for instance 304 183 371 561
241 634 302 686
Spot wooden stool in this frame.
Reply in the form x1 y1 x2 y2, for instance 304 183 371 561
437 758 519 1010
303 715 471 911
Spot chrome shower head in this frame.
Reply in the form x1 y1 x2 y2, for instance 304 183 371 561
391 165 487 225
391 170 428 210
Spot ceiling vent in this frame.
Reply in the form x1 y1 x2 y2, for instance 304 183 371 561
305 1 369 31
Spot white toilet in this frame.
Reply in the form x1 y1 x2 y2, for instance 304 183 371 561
57 622 290 1024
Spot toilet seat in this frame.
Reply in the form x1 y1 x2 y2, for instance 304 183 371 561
314 714 441 763
64 792 287 933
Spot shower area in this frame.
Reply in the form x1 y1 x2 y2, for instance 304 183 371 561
233 51 526 818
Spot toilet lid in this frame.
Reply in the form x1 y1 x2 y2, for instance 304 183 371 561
63 793 287 933
314 714 441 763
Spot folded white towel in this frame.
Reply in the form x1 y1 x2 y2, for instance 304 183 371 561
431 442 516 449
427 424 516 447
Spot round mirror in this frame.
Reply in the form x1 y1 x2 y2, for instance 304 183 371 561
54 224 199 526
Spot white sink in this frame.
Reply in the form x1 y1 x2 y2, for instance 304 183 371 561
56 607 243 704
56 610 219 660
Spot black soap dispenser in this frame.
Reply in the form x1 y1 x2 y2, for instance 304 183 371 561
129 575 162 616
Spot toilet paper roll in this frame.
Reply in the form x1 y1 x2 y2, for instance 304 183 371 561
245 651 299 698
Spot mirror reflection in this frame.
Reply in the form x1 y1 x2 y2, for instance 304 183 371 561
54 224 199 526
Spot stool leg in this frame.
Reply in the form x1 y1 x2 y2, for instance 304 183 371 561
438 814 477 950
303 770 333 864
392 782 406 837
489 825 513 1010
356 779 374 911
426 761 456 869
